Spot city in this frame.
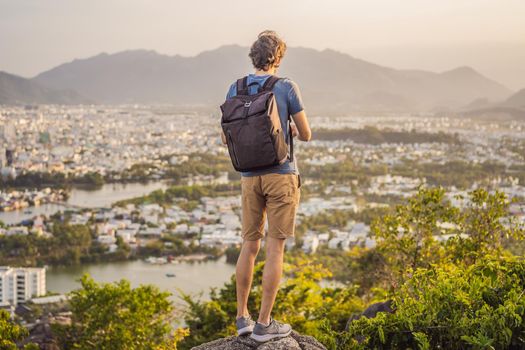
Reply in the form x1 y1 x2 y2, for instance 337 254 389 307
1 106 524 314
1 1 525 347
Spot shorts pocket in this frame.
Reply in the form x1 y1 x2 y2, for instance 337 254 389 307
262 174 296 204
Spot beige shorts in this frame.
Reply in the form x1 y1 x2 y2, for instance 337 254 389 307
241 173 301 241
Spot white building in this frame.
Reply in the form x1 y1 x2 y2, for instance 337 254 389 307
6 226 29 236
302 235 320 254
0 266 46 307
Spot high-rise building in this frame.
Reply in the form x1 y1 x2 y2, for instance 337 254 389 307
0 147 5 168
5 149 14 167
0 267 46 307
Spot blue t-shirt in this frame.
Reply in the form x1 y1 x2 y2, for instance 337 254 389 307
225 74 305 177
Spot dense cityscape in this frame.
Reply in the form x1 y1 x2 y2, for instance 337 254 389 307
1 104 525 349
2 105 524 256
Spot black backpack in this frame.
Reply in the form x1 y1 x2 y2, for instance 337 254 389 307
220 76 293 172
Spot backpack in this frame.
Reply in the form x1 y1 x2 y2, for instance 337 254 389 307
220 76 293 172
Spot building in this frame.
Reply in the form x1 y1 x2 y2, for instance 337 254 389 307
0 266 46 307
302 234 320 254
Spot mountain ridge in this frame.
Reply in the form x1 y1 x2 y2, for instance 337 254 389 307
0 71 88 105
1 45 513 110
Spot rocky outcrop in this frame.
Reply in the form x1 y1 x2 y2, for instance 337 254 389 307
191 331 327 350
345 300 394 330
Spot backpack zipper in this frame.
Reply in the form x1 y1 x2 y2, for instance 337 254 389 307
227 130 240 167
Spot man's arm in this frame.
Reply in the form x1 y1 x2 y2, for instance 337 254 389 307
221 130 227 145
291 110 311 142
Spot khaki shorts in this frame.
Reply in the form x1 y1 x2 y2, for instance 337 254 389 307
241 173 301 241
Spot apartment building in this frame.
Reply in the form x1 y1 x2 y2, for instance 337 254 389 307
0 266 46 307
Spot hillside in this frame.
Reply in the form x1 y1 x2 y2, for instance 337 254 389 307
0 71 87 105
503 88 525 109
33 46 511 112
460 87 525 120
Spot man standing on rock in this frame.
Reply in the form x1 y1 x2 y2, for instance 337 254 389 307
221 30 311 342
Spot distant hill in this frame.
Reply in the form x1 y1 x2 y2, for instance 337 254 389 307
0 71 87 105
503 88 525 109
459 87 525 121
33 46 511 112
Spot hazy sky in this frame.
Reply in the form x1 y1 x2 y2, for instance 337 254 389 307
1 0 524 89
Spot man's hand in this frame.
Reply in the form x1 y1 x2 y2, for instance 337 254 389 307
291 111 311 142
290 124 299 138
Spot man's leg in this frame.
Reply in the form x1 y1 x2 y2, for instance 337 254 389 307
257 236 286 325
237 176 265 319
256 173 300 326
236 239 261 318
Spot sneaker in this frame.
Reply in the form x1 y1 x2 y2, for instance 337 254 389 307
250 318 292 342
236 315 255 336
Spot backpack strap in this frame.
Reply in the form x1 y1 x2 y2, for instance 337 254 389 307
288 115 294 162
261 76 293 162
236 76 249 96
237 75 280 95
262 76 280 92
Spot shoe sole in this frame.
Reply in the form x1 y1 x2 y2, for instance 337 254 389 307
237 325 254 336
250 329 292 342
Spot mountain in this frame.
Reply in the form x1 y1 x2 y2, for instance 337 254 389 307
32 46 512 111
0 71 88 105
503 88 525 109
459 87 525 121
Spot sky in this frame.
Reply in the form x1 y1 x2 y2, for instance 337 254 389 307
1 0 524 90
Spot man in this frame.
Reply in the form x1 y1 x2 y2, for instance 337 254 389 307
222 30 311 342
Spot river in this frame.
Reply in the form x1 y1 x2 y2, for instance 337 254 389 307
0 181 170 225
2 181 237 303
46 257 235 301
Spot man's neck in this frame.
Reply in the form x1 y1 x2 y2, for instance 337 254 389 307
254 68 275 76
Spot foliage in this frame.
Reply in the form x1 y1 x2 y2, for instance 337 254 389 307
340 257 525 350
314 126 460 145
302 158 388 184
0 170 106 189
54 275 187 350
0 221 91 266
0 310 38 350
0 219 130 266
114 182 240 207
174 187 525 350
117 153 234 183
177 258 364 349
372 188 524 285
372 187 458 283
392 160 510 189
7 187 523 349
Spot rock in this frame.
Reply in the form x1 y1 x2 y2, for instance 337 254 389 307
345 300 394 330
191 331 327 350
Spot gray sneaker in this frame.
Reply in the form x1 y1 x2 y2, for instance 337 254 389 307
236 316 255 336
250 318 292 342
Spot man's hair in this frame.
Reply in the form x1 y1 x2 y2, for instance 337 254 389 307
249 30 287 71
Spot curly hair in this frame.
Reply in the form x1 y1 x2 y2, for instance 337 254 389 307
249 30 287 71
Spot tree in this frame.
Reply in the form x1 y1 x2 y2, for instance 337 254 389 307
178 258 363 350
54 275 186 350
341 256 525 350
370 188 524 285
0 310 38 350
371 187 458 284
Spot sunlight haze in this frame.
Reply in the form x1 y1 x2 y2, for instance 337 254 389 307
1 0 524 89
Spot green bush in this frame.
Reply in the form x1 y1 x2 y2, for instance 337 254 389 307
54 275 185 350
340 256 525 349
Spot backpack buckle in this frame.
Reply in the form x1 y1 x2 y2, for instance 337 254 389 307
244 101 252 108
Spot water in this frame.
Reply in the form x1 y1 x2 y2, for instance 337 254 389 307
46 256 235 301
3 180 238 310
0 181 170 225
